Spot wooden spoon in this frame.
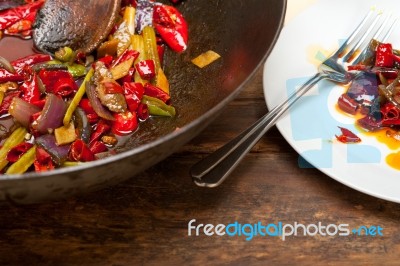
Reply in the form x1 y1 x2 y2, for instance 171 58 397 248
33 0 121 55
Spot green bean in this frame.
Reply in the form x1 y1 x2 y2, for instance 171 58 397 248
142 95 176 117
67 63 86 78
0 127 28 171
62 161 82 167
6 146 36 175
46 60 86 78
63 68 94 126
55 47 75 62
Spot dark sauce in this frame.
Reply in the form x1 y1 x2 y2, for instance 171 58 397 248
0 37 37 61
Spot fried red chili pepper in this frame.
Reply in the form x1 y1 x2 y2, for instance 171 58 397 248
335 127 361 143
144 83 170 103
6 142 33 163
89 119 111 144
137 103 149 121
376 43 394 68
112 111 138 136
0 0 44 36
79 98 99 124
153 4 188 52
0 54 51 83
20 72 41 103
69 139 95 162
135 59 156 80
89 140 108 154
33 147 55 172
124 82 144 112
38 69 77 97
111 49 139 67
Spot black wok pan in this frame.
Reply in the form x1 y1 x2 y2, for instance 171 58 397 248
0 0 286 203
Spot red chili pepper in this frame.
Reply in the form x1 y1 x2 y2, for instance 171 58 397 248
0 0 44 30
102 81 124 94
79 98 96 115
112 111 138 136
111 49 139 67
34 147 55 172
393 53 400 64
153 4 188 52
20 73 41 103
375 43 394 68
52 77 78 97
157 44 165 66
121 67 136 83
89 119 111 144
137 103 149 121
335 127 361 143
89 140 108 154
135 59 156 80
0 54 51 83
124 82 144 112
6 142 33 163
0 91 21 115
69 139 95 162
337 93 358 115
4 19 33 35
79 98 99 123
74 51 87 65
12 54 52 73
144 83 170 103
38 70 77 97
97 55 114 68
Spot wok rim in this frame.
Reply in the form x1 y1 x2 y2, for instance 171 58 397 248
0 0 287 182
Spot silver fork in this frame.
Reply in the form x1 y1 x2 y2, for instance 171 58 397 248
191 10 398 187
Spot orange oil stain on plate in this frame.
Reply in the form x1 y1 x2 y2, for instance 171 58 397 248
335 103 400 170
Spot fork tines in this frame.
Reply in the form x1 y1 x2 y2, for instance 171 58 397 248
339 8 398 65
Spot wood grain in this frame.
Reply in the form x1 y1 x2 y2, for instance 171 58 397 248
0 69 400 266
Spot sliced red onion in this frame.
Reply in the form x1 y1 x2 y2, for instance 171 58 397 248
36 94 67 134
35 134 70 165
74 107 91 143
9 97 41 128
0 116 16 140
85 81 115 121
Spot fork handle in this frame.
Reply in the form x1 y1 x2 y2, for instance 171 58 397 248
191 72 324 187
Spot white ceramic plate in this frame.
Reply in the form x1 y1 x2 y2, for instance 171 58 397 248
263 0 400 202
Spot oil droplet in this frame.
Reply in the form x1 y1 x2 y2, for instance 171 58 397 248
361 129 400 150
386 151 400 170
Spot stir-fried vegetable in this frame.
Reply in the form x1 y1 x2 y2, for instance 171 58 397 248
0 0 188 174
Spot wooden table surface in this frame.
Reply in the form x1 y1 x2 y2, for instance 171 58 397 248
1 68 400 266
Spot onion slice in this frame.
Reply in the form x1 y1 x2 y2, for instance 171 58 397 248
35 134 70 165
35 94 67 134
74 107 91 143
9 97 41 128
85 81 115 121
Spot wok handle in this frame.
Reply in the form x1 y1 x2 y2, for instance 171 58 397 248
190 73 323 187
